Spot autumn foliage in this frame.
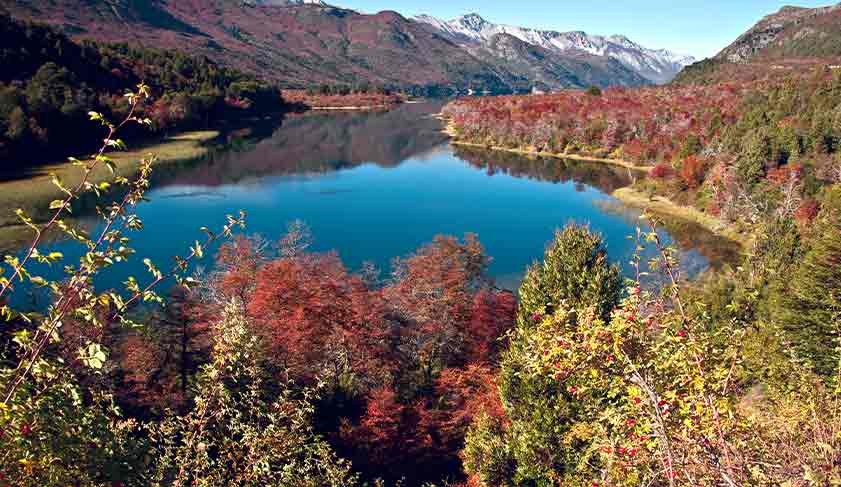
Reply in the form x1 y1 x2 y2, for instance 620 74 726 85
138 231 519 485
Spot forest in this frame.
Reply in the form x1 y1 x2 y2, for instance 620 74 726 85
443 68 841 233
1 7 841 487
0 14 284 169
0 81 839 486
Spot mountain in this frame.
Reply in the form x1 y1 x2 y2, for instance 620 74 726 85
716 3 841 63
414 13 695 84
1 0 525 93
675 3 841 84
0 0 679 92
466 33 649 91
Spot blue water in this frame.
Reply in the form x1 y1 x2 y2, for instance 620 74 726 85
8 102 738 303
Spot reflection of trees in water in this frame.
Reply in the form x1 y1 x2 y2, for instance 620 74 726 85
454 146 743 271
592 199 742 271
156 101 450 188
452 146 637 194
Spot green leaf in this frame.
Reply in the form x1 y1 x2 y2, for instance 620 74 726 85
49 199 66 210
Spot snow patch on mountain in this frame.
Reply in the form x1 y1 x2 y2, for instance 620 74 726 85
251 0 329 6
414 13 695 84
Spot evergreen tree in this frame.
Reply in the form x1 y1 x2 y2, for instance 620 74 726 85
517 224 621 324
773 185 841 376
149 303 358 486
464 226 622 485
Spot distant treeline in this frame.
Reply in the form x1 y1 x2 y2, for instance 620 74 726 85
0 14 284 168
305 83 394 97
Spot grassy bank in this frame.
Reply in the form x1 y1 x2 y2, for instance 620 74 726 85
0 131 218 229
612 187 751 247
440 118 653 173
440 115 749 251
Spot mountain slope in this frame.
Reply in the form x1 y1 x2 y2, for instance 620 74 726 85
717 3 841 63
675 3 841 84
0 0 679 92
415 13 695 84
1 0 526 93
467 33 649 91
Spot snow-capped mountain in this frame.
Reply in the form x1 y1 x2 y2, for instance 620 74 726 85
414 13 695 84
250 0 328 6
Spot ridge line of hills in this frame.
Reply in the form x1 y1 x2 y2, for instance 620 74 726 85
0 0 693 94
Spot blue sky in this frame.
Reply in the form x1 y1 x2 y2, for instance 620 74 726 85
340 1 831 59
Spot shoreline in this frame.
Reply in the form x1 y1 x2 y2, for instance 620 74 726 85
440 115 749 249
439 117 652 173
611 187 751 247
309 104 397 111
0 130 219 229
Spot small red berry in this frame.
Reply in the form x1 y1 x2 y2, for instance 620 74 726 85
532 312 542 321
632 397 642 405
568 386 578 395
19 423 31 436
677 329 687 338
600 446 612 454
626 419 636 427
628 448 638 457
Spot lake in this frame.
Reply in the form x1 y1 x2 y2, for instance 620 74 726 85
4 101 741 302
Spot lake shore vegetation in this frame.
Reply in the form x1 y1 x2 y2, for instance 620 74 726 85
1 10 840 487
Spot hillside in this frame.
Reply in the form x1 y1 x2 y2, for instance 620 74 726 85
717 3 841 62
0 13 282 168
416 13 695 84
0 0 521 93
675 2 841 84
466 33 649 92
0 0 677 92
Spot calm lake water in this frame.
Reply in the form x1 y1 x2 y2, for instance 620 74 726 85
9 101 740 301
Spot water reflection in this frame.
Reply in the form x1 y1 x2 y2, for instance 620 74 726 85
453 146 639 195
3 101 742 301
154 101 450 188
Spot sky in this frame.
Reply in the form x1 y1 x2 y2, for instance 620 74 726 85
339 0 832 59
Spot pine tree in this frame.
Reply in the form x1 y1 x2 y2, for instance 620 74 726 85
517 224 621 324
464 226 622 485
773 185 841 375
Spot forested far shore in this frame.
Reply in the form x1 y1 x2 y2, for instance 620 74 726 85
0 14 284 170
443 68 841 238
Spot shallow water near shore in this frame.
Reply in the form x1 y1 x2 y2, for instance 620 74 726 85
2 101 740 303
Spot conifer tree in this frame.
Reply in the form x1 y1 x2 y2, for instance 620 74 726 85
773 185 841 375
517 224 621 324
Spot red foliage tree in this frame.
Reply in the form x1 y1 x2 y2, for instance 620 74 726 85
465 290 516 363
247 252 389 383
651 162 675 179
679 155 707 189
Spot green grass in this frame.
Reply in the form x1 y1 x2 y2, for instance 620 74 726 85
612 186 751 248
0 131 218 229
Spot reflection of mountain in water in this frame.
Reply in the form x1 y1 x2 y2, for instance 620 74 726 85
156 101 450 188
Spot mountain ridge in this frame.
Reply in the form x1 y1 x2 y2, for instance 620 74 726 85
414 13 695 84
0 0 688 91
674 2 841 84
